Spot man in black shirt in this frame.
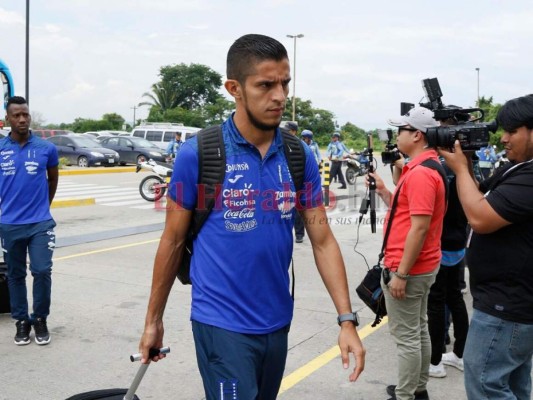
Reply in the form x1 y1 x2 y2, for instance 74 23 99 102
439 94 533 400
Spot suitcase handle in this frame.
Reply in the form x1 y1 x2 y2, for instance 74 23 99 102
124 347 170 400
129 346 170 362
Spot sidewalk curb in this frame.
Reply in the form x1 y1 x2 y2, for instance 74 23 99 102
59 166 136 176
51 197 96 208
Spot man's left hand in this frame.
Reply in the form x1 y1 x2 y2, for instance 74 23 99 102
438 140 469 174
338 324 366 382
388 275 407 300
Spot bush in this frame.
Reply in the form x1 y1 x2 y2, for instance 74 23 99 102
58 157 69 169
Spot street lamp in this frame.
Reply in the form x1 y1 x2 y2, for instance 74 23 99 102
475 67 480 105
286 34 304 122
25 0 30 103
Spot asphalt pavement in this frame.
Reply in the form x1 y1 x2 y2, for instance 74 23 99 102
0 165 481 399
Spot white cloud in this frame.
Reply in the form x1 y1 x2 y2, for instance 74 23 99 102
1 1 533 129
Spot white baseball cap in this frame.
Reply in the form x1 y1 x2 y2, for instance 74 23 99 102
388 106 439 132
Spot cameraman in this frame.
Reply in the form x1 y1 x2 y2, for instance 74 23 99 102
370 107 446 400
439 94 533 400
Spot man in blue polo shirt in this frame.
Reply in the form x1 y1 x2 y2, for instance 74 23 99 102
0 96 59 346
139 34 365 400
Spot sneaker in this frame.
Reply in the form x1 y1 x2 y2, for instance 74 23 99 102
338 185 347 189
295 236 304 243
442 351 464 371
386 385 430 399
429 362 446 378
14 320 31 345
34 317 51 345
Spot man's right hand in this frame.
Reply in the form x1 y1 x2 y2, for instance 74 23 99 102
139 321 166 364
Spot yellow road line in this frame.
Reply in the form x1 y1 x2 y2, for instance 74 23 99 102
59 166 136 175
53 239 160 261
51 197 95 208
279 317 388 394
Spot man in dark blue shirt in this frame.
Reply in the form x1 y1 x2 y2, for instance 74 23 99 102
0 96 59 346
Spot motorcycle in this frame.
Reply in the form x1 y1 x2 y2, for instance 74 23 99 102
344 149 370 185
135 159 173 201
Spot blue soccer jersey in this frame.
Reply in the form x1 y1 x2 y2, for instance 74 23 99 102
0 134 59 224
168 116 323 334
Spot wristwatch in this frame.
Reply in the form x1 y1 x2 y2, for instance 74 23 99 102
393 271 409 280
337 312 359 326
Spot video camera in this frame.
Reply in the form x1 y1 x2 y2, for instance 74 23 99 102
403 77 498 150
377 129 402 165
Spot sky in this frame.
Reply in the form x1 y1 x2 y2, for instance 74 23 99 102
1 0 532 130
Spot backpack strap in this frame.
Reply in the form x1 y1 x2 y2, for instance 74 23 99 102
190 125 226 237
280 128 306 192
420 159 449 204
280 128 307 300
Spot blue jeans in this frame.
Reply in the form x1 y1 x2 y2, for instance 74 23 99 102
192 320 289 400
0 220 56 321
464 309 533 400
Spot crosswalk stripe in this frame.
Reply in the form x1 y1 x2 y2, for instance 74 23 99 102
56 188 135 194
98 199 156 206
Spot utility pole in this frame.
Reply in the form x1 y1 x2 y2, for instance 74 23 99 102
131 105 137 128
286 34 304 122
25 0 30 103
475 67 480 106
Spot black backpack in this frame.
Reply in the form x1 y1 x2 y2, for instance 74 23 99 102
177 125 306 285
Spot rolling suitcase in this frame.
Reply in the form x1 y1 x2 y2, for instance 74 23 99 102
65 347 170 400
0 261 10 314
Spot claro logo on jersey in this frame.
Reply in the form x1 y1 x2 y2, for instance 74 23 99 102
223 183 258 232
1 159 15 176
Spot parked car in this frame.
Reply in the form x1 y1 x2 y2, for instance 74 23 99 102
129 122 200 151
32 129 72 138
98 136 166 165
46 135 120 167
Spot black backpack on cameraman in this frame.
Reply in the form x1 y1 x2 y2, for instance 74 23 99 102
177 125 307 285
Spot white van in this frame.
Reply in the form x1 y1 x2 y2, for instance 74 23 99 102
129 123 201 152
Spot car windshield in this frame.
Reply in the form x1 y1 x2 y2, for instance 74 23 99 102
71 137 102 148
130 137 158 148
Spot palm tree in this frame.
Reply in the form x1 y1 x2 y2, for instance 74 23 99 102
138 81 177 111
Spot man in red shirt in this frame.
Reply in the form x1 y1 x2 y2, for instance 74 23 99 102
371 107 446 400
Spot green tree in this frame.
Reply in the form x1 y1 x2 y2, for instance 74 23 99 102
203 97 234 126
102 113 125 130
477 96 503 148
139 81 178 112
283 97 336 146
159 63 224 110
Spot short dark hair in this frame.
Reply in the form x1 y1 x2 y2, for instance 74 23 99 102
6 96 27 112
226 34 288 85
497 94 533 131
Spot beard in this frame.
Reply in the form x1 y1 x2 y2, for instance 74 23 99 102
241 91 283 132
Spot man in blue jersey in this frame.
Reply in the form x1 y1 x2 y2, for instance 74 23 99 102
139 34 365 400
0 96 59 346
